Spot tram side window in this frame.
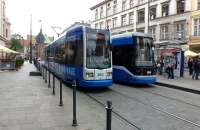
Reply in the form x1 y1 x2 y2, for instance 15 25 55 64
113 45 135 67
65 32 83 67
113 46 125 66
74 34 83 66
59 44 65 64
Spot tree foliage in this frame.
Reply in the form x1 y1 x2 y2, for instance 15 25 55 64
10 37 23 51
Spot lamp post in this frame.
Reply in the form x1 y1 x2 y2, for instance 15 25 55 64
29 14 32 64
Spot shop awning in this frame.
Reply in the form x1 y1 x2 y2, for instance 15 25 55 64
0 44 19 54
189 43 200 53
184 50 198 57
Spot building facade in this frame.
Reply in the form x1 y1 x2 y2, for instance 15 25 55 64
0 0 11 47
188 0 200 53
90 0 194 56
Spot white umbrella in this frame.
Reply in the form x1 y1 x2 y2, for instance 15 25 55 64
184 50 198 57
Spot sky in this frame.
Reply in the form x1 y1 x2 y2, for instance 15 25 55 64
6 0 102 38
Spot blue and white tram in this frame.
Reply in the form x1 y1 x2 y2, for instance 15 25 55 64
43 25 112 88
111 32 156 85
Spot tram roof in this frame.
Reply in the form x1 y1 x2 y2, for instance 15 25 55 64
111 32 152 46
47 25 86 48
112 32 151 39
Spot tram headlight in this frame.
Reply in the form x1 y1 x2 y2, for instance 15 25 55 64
86 72 94 78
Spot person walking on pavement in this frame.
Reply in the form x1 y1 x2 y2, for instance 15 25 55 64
188 57 193 75
168 56 176 79
192 56 200 80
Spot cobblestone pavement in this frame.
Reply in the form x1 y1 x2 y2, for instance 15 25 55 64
0 62 134 130
156 74 200 92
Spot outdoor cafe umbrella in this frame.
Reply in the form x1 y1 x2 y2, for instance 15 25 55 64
184 50 198 57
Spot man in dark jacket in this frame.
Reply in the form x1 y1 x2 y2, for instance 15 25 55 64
192 56 200 80
188 57 193 75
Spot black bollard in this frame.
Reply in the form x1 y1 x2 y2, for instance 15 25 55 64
42 67 44 79
59 79 63 106
52 74 55 95
106 101 112 130
72 80 78 126
48 70 51 88
45 67 47 83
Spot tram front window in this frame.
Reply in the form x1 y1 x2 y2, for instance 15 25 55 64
136 37 154 66
86 31 111 69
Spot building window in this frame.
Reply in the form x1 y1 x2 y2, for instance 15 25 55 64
6 29 8 38
198 0 200 10
100 6 103 18
149 27 156 41
138 0 145 5
137 28 145 33
130 0 134 8
113 17 117 28
150 6 156 20
129 12 134 24
113 4 117 14
95 23 98 29
107 3 111 16
138 9 145 23
113 0 117 14
106 19 112 29
162 3 169 17
177 0 185 14
95 9 98 20
193 18 200 36
3 24 5 37
121 15 127 26
160 24 169 40
100 21 104 29
122 0 126 11
175 22 185 39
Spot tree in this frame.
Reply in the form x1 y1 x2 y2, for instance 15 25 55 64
10 38 23 51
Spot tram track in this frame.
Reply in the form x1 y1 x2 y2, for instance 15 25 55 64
110 88 200 128
84 91 142 130
133 84 200 109
83 86 200 130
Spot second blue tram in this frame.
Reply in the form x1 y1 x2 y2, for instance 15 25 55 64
111 32 156 84
44 25 112 88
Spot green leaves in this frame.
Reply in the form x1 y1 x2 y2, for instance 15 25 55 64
10 38 23 51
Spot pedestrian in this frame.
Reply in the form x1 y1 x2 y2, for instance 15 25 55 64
164 57 170 78
192 56 200 80
160 58 164 75
188 57 193 75
168 56 176 79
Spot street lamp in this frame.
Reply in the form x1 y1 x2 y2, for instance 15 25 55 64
29 14 32 64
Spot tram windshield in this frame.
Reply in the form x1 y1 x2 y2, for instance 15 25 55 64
135 37 154 66
86 29 111 69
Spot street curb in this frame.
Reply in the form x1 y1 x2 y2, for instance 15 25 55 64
155 82 200 95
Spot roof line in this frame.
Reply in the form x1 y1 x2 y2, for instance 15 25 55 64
90 0 112 10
